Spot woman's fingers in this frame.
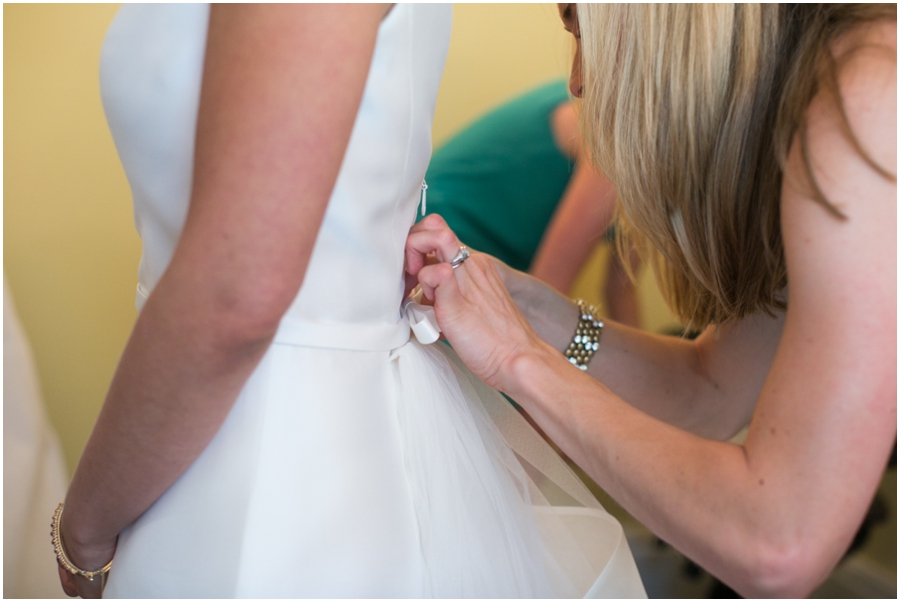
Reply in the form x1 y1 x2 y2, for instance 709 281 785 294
405 219 464 275
414 251 541 390
406 226 461 264
406 229 462 274
417 261 457 302
409 212 449 233
405 218 544 389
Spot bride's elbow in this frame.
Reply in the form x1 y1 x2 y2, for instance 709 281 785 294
212 279 298 345
155 248 305 351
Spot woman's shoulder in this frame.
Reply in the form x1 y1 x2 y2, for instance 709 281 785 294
831 17 895 59
780 17 894 272
830 18 896 101
826 18 895 116
806 18 896 180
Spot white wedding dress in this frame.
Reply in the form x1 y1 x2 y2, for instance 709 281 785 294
99 4 646 598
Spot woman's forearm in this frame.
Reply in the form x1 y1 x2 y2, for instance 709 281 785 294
500 261 581 350
62 276 277 567
503 348 816 598
502 263 751 439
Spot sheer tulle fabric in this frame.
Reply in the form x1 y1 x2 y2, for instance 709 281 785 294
391 340 646 598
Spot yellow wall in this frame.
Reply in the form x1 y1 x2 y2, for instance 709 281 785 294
433 4 575 145
4 4 679 475
4 4 139 475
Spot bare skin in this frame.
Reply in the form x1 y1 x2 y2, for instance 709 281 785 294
406 10 896 599
530 110 614 296
57 5 390 597
530 100 642 327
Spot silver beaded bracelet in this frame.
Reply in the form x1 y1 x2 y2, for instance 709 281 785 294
565 300 603 371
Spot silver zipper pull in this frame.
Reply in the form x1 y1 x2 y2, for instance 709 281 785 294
420 181 428 217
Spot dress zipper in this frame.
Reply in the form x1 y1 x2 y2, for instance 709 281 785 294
419 180 428 217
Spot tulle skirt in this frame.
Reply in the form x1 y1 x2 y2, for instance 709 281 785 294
103 337 646 598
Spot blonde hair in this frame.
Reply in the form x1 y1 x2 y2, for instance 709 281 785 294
577 4 896 327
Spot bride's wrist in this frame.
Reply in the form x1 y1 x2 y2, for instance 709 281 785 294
59 506 118 571
62 535 117 574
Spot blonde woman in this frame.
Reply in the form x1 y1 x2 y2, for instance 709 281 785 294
406 4 896 597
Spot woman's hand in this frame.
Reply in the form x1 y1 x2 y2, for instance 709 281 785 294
406 215 558 391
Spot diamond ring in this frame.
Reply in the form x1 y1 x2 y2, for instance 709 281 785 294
449 245 470 269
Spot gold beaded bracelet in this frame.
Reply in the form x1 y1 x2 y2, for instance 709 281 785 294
51 502 112 587
564 299 603 371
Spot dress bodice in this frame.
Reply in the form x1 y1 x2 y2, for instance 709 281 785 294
100 4 452 348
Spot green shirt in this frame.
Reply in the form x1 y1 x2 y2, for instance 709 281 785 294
423 81 573 271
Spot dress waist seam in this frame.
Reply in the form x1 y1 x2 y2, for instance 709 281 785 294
272 316 411 351
138 284 411 352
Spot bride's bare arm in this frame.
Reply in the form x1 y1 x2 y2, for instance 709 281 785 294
60 4 389 597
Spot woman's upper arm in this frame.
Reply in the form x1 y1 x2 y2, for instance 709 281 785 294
743 21 896 587
158 4 388 334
